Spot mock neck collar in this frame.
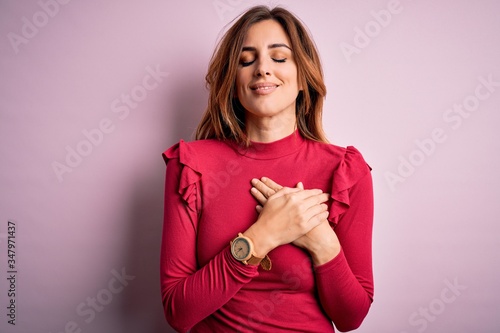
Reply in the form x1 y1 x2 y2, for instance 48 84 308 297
228 130 305 160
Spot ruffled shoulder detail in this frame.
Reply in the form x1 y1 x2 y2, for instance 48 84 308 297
163 140 202 212
328 146 372 226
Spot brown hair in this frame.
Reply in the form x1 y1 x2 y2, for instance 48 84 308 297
195 5 328 144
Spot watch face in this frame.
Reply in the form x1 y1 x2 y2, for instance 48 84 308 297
231 237 251 261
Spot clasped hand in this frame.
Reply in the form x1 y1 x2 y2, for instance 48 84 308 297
247 177 341 265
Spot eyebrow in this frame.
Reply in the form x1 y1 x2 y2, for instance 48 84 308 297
241 43 292 52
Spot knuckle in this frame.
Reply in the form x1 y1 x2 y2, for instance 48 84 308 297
298 219 308 231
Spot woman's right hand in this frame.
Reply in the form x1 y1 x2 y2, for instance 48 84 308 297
243 181 330 257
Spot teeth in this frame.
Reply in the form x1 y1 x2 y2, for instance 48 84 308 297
256 86 275 90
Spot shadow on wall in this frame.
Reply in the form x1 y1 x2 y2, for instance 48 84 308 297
119 72 207 332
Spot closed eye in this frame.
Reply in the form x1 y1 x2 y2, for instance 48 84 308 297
241 58 287 67
241 60 255 67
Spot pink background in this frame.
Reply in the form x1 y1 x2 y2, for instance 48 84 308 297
1 1 499 332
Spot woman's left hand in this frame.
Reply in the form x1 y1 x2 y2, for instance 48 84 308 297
250 177 341 265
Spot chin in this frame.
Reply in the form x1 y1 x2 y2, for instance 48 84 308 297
246 109 282 118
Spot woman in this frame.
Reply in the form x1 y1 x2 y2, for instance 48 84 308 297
161 5 374 332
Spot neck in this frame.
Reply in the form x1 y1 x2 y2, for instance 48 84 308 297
245 114 297 143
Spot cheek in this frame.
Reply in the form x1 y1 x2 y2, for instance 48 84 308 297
280 66 299 87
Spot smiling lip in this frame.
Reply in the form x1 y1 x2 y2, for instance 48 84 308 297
250 83 279 95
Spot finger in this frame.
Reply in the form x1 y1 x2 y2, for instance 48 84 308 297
256 205 263 214
319 192 330 203
296 181 304 190
289 192 330 215
260 177 283 191
268 186 301 199
251 178 276 198
308 192 330 204
251 183 303 204
285 188 328 203
304 206 330 228
250 187 268 205
306 203 328 215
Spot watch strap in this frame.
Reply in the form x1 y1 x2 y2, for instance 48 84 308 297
246 254 272 271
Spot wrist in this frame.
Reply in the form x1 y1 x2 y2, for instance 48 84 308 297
230 232 272 271
243 225 274 258
310 242 341 266
307 232 341 266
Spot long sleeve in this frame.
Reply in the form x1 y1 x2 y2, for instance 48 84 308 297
160 144 259 332
315 147 374 332
160 137 375 333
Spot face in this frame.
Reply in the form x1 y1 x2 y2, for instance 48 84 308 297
235 20 301 125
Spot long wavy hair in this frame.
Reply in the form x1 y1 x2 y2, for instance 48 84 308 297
195 5 328 144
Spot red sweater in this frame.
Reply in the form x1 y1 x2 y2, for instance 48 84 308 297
161 130 374 332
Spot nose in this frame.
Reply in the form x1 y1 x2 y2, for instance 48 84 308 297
254 57 271 77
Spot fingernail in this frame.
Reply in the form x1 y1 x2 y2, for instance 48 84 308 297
261 177 267 181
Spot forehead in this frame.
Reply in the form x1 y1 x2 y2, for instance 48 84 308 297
242 19 291 47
